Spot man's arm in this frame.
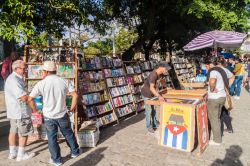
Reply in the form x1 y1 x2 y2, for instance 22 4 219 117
27 96 38 112
209 78 217 92
68 91 78 112
149 83 164 101
19 95 28 102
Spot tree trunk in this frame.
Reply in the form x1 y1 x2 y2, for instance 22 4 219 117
122 38 144 61
3 39 15 58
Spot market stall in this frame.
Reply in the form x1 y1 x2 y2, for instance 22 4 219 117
145 89 208 153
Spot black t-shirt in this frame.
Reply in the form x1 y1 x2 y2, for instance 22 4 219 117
141 70 159 98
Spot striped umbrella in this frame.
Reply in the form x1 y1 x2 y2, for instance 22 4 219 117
183 30 247 51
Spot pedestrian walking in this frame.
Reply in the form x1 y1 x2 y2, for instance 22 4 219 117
230 58 244 99
28 61 80 166
205 58 234 145
5 60 35 161
141 62 171 133
1 52 20 81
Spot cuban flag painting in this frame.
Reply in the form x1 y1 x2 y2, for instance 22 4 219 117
163 124 188 150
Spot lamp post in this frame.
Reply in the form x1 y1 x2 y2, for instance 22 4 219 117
111 21 116 57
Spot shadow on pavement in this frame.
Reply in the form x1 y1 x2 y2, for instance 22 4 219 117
98 112 145 144
210 145 243 166
71 147 107 166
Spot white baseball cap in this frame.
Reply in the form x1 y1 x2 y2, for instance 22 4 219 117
42 61 57 71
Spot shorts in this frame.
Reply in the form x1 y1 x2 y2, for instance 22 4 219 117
10 118 34 136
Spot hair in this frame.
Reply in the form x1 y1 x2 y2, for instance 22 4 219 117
12 60 24 71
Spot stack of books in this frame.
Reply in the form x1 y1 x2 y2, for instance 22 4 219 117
112 94 134 107
117 104 136 117
110 85 131 97
96 102 113 114
106 77 127 87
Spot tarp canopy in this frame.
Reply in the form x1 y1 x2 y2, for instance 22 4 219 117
183 31 247 51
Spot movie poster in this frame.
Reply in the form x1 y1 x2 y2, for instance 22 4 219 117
159 103 195 152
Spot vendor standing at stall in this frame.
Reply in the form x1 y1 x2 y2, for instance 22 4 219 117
141 62 171 133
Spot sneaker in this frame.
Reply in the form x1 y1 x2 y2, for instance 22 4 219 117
148 128 155 133
209 140 221 146
234 96 240 100
71 153 80 158
49 158 62 166
8 153 17 159
16 152 35 161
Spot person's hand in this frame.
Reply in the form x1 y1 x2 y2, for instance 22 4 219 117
158 96 165 102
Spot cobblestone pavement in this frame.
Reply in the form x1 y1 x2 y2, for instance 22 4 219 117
0 89 250 166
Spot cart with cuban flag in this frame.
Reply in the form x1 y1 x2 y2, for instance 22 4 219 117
145 89 208 153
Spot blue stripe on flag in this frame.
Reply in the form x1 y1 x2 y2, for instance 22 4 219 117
172 135 177 147
163 128 168 145
182 130 188 150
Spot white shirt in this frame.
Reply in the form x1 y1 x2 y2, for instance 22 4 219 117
29 75 75 119
5 72 31 119
208 67 233 99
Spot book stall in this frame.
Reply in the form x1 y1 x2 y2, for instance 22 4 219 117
24 45 79 142
78 57 175 127
23 45 176 147
145 89 209 154
171 56 205 89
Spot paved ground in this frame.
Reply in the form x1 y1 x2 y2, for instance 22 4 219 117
0 89 250 166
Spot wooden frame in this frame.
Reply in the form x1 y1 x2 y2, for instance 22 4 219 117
24 45 80 135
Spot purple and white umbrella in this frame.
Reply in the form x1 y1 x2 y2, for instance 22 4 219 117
183 30 247 51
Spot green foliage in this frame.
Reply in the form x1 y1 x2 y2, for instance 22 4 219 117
115 28 138 52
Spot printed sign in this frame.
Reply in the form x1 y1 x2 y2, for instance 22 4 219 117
196 102 209 153
159 103 195 152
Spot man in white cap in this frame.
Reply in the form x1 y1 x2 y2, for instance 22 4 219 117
28 61 79 166
5 60 35 161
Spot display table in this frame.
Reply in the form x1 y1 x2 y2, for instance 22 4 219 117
145 90 208 153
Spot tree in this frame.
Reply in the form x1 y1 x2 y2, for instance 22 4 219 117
100 0 250 60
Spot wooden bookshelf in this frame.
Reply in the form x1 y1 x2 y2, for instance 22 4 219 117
171 57 196 89
78 56 118 127
24 45 80 140
104 59 136 119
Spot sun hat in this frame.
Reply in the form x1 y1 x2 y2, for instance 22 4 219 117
42 61 57 71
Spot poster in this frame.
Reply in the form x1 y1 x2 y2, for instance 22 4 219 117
28 65 43 78
57 64 75 78
196 102 209 153
159 103 195 152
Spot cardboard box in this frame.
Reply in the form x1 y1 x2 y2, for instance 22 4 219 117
77 129 100 147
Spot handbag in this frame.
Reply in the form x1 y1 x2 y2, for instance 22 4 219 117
224 87 233 111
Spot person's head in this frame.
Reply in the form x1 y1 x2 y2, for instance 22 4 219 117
229 57 235 63
248 59 250 64
12 60 26 76
10 52 19 61
156 61 171 75
235 58 242 64
42 61 57 77
204 58 216 70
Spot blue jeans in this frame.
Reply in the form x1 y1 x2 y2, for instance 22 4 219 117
230 75 243 96
142 96 159 129
44 113 79 163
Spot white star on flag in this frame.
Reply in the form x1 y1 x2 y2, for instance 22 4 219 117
173 126 179 132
